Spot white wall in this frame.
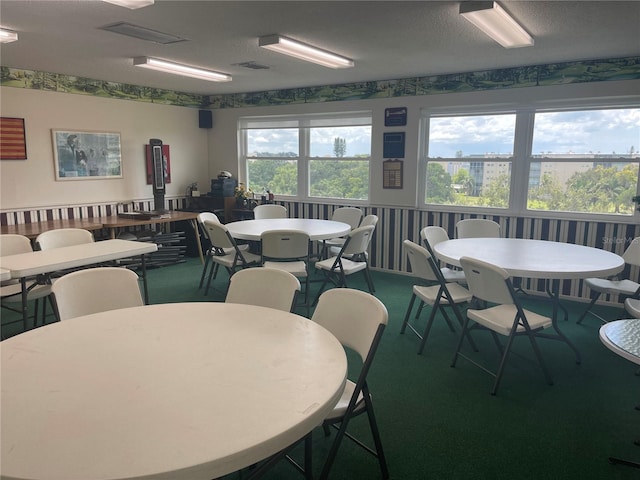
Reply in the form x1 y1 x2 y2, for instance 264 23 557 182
0 87 211 210
207 80 640 208
1 79 638 212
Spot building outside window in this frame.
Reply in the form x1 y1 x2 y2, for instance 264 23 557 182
422 106 639 218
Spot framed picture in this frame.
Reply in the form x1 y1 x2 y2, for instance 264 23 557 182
52 129 122 180
1 117 27 160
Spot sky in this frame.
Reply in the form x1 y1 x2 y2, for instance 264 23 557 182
246 108 640 159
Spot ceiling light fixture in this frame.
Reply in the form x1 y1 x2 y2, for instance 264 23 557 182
102 0 154 9
133 57 232 82
459 1 533 48
259 34 354 69
0 28 18 43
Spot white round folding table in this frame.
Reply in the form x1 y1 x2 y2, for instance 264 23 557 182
225 218 350 242
1 303 347 480
433 238 625 363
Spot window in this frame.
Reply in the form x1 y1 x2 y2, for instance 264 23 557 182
240 113 372 201
528 108 639 215
425 113 516 208
421 106 639 218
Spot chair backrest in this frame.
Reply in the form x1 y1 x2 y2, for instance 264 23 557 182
261 230 310 260
460 256 514 305
312 288 388 363
403 239 440 283
253 204 287 219
197 211 221 225
51 267 143 321
360 214 378 228
35 228 94 250
225 267 300 312
420 226 450 256
202 219 236 251
342 225 375 257
622 237 640 267
455 219 500 239
0 234 33 256
331 207 363 230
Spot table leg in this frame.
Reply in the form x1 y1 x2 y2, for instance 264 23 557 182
190 219 204 264
141 255 150 304
20 277 28 331
534 279 582 364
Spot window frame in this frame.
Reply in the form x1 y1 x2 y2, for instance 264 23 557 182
419 103 640 223
239 112 372 204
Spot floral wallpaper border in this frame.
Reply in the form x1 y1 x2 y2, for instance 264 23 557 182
2 56 639 110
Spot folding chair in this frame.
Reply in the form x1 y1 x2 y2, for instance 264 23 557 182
201 220 260 294
225 267 300 313
261 229 311 315
314 225 375 304
576 237 640 324
312 288 389 480
400 240 474 354
420 226 466 283
452 256 554 395
51 267 143 320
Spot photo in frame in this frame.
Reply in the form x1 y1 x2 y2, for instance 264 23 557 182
52 129 122 180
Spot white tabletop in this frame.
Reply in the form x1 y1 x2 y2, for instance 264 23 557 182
0 267 10 281
433 238 624 280
0 239 157 278
599 319 640 366
1 302 347 480
226 218 351 241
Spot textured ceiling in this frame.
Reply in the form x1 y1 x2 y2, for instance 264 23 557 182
1 1 639 96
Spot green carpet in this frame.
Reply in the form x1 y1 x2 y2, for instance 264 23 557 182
3 258 639 479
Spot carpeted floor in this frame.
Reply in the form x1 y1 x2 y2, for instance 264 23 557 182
2 257 639 479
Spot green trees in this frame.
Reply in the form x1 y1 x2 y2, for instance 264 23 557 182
425 163 637 214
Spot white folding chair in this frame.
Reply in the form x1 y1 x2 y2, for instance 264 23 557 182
321 207 363 258
35 228 95 250
253 204 287 219
261 229 311 315
197 212 249 290
0 234 53 330
312 288 389 480
328 215 378 258
314 225 376 304
577 237 640 324
202 220 261 294
455 219 500 239
625 298 640 317
420 226 466 284
452 256 554 395
225 267 300 312
400 240 474 355
51 267 143 321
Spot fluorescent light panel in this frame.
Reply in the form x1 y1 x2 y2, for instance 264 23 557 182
259 34 354 69
102 0 154 9
460 1 533 48
0 28 18 43
133 57 232 82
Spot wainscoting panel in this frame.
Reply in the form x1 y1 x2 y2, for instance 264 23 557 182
3 198 638 305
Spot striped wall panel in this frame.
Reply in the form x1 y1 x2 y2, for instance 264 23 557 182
3 198 638 304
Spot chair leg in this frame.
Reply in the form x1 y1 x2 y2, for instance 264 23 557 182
451 316 471 368
576 292 601 324
490 331 517 396
527 332 554 387
198 254 211 289
363 392 389 479
400 294 418 335
418 302 440 355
